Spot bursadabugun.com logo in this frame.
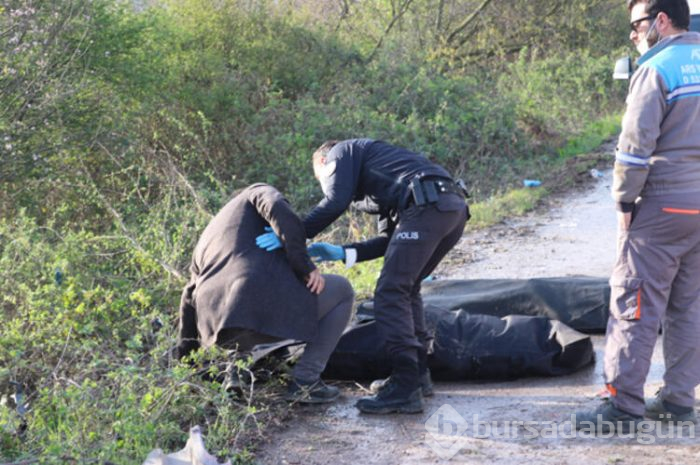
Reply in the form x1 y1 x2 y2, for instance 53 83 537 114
424 404 696 460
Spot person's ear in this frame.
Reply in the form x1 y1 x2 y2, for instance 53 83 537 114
657 11 670 33
313 155 326 179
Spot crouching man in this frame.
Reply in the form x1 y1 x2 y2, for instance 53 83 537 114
176 183 354 403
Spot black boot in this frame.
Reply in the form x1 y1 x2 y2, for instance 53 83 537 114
417 348 434 397
356 353 424 414
284 378 340 404
369 349 434 397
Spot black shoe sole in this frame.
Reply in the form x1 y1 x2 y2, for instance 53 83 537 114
356 401 424 414
370 386 434 398
644 411 698 423
285 392 340 404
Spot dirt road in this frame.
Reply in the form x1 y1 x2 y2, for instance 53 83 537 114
255 167 699 465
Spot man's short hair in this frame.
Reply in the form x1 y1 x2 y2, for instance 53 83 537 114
628 0 690 30
313 140 340 161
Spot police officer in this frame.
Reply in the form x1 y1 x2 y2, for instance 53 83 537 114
575 0 700 433
303 138 469 414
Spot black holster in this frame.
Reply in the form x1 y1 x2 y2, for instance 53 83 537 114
408 176 467 207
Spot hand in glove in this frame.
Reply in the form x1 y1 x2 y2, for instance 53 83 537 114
307 242 345 262
255 226 282 251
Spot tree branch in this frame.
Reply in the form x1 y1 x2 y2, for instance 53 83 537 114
334 0 351 33
0 459 40 465
155 141 212 219
365 0 416 63
445 0 494 45
78 158 185 281
435 0 446 40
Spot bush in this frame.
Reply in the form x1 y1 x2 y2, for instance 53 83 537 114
0 212 275 463
498 47 627 143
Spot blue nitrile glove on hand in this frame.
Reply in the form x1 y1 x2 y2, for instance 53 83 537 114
308 242 345 262
256 226 282 251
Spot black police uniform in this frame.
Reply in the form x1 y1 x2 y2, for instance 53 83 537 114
304 139 469 363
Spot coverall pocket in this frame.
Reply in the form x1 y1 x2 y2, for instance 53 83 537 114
608 276 643 321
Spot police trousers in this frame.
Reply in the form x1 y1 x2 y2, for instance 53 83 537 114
604 195 700 416
374 192 469 363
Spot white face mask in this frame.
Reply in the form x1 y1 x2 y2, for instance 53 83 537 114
636 17 659 55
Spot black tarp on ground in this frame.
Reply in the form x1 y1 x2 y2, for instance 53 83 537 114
357 277 611 334
322 305 595 381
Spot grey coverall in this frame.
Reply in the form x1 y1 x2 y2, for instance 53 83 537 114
604 32 700 416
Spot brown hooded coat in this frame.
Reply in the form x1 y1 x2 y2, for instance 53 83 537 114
177 183 317 358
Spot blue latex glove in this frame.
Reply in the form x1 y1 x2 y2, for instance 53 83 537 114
256 226 282 251
308 242 345 262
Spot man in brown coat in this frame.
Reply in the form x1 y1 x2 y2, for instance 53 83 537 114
177 183 354 403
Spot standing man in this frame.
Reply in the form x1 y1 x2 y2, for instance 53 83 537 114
304 139 469 414
576 0 700 432
177 183 354 404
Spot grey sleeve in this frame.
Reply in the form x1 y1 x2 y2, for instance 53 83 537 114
612 66 667 204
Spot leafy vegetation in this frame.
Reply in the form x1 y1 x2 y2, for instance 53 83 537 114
1 0 631 462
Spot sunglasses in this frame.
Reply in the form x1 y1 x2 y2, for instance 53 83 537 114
630 15 656 33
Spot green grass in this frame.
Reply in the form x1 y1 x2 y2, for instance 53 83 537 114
467 187 549 229
557 113 621 159
318 259 384 301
